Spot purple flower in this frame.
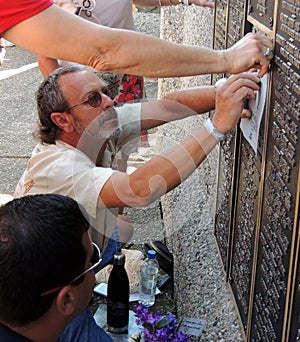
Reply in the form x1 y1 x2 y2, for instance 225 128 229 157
133 304 190 342
134 304 149 326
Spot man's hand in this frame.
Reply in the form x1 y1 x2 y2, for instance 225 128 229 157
224 33 273 77
212 72 261 134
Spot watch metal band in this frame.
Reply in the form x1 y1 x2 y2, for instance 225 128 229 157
203 118 225 142
214 77 227 89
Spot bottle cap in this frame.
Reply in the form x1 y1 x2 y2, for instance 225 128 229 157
147 250 156 259
113 252 125 265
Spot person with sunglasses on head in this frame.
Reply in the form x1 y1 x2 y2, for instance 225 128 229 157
0 193 113 342
0 0 273 80
15 63 261 341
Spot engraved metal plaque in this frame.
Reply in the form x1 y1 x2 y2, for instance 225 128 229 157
248 0 276 31
213 0 300 340
213 0 228 51
214 132 237 272
230 140 262 331
213 0 248 275
249 1 300 339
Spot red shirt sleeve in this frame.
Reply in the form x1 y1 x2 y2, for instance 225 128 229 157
0 0 53 35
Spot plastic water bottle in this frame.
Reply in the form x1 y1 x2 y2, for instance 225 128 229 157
139 250 159 307
107 252 129 334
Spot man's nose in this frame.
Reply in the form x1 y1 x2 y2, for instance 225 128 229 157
101 93 114 110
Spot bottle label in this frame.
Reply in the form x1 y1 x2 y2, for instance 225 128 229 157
107 300 129 329
140 268 158 295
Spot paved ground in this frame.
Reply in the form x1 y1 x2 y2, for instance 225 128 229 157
0 46 39 195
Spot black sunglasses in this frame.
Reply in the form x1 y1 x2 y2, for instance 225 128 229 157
64 90 107 112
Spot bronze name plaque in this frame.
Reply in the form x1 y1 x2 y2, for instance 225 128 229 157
213 0 299 340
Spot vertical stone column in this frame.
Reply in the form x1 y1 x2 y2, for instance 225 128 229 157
158 5 223 319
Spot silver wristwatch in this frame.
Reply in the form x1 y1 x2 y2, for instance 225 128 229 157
214 77 227 89
204 118 225 142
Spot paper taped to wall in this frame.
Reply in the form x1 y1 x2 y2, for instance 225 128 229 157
240 73 269 154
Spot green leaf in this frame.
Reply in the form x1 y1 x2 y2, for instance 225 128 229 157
130 337 142 342
156 318 172 329
143 322 153 331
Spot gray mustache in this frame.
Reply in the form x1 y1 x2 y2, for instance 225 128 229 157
84 107 120 138
98 107 118 125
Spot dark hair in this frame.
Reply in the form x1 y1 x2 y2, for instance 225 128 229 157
34 64 87 144
0 194 89 326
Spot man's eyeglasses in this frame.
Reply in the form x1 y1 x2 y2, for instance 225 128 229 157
64 90 107 112
41 242 102 296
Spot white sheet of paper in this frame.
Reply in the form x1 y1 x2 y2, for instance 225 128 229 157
94 282 161 302
240 73 269 154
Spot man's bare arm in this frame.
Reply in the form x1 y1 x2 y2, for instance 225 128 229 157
37 54 60 77
98 72 260 209
139 86 215 131
4 5 273 77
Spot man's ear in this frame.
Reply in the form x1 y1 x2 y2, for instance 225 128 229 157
51 112 75 133
55 286 76 316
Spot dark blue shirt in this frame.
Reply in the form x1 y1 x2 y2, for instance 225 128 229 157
0 322 33 342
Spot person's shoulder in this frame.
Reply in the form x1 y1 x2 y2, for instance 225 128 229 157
33 141 68 153
0 0 53 34
31 141 80 161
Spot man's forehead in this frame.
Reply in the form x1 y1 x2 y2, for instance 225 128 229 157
59 69 105 91
63 68 101 81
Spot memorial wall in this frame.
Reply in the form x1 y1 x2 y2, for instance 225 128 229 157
213 1 299 341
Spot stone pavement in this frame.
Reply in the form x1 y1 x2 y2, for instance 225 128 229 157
0 46 39 196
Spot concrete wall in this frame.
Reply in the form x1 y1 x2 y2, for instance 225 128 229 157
157 7 243 339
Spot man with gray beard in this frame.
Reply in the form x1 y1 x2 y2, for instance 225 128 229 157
15 63 260 267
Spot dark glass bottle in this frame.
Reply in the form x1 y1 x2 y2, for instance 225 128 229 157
107 252 129 334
